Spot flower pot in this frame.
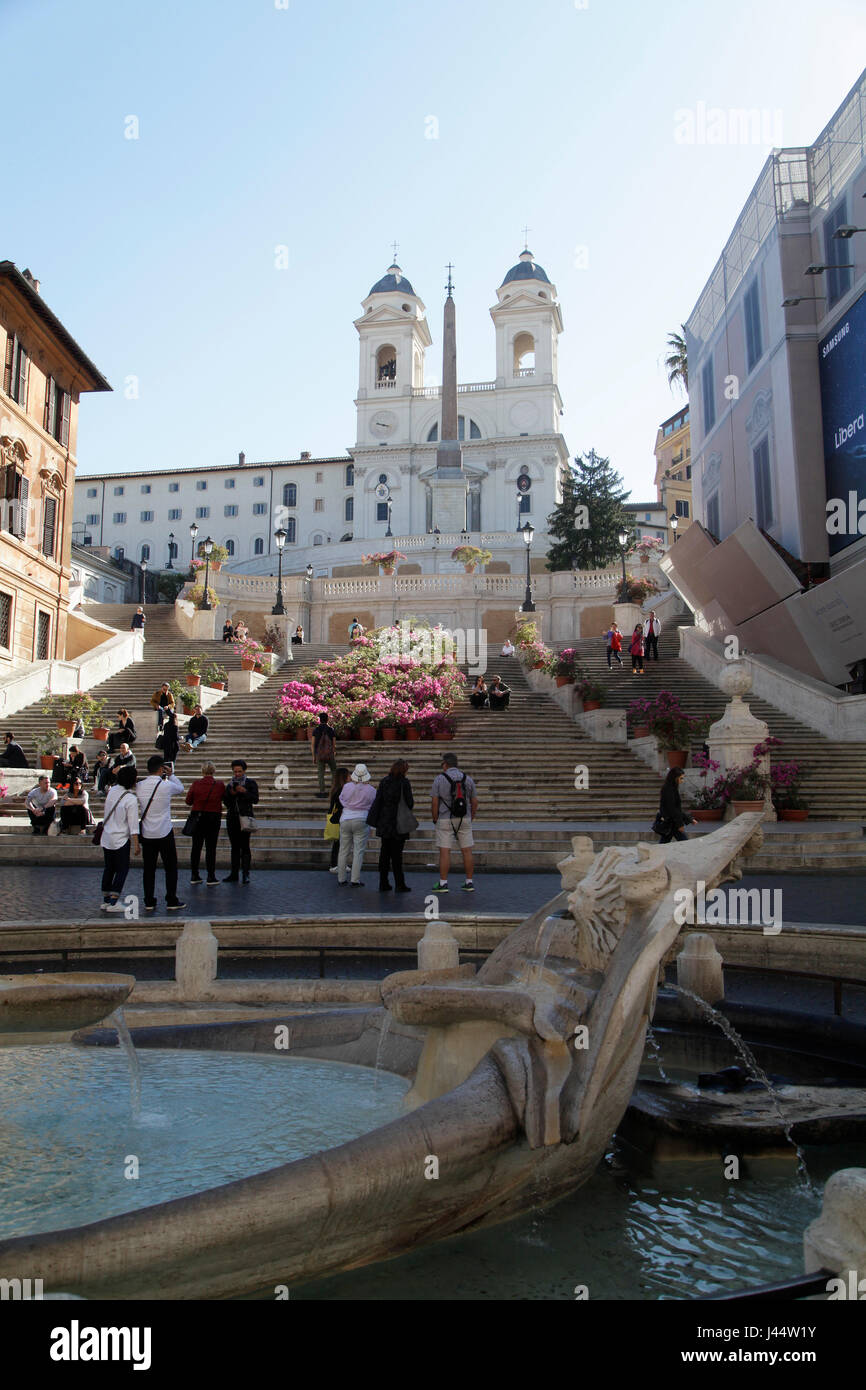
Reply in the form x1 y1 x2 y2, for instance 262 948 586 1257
731 800 764 815
92 726 110 741
210 561 222 572
433 732 454 741
690 809 724 822
779 808 808 821
532 662 546 670
639 554 649 565
185 674 201 688
40 755 55 770
295 729 309 742
666 750 688 768
241 658 255 671
405 726 421 741
555 675 575 687
263 646 273 653
631 725 651 739
464 563 476 574
381 727 398 741
56 719 76 736
208 681 225 691
359 726 375 741
583 700 601 712
382 566 395 577
269 730 282 741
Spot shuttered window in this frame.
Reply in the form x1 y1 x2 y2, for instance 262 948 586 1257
2 334 13 395
3 335 28 404
44 376 57 433
36 610 50 660
59 390 70 447
0 590 11 649
42 496 57 559
753 437 774 530
13 475 29 539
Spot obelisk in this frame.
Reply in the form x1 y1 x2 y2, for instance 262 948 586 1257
433 265 468 531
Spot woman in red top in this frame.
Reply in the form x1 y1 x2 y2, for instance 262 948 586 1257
185 761 226 886
630 624 645 674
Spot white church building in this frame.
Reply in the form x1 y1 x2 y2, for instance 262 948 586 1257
73 250 570 578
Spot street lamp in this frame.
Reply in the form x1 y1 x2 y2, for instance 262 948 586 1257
201 535 213 610
618 528 630 601
305 562 313 583
139 558 148 605
520 520 535 613
167 531 175 570
189 522 199 566
515 492 523 532
669 513 679 544
272 526 287 615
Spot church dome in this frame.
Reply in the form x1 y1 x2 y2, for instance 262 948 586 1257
368 262 416 296
500 250 551 287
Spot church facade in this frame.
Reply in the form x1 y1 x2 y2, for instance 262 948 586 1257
72 251 570 577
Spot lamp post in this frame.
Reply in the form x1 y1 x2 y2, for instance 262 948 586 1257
189 522 199 567
618 528 629 601
515 492 523 532
272 526 287 614
520 520 535 612
385 496 393 538
201 535 213 610
140 558 147 605
167 532 174 570
305 562 313 583
669 513 679 544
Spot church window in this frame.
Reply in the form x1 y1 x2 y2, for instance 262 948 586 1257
286 518 296 543
345 463 354 487
282 482 297 508
140 544 150 561
315 471 323 483
513 332 535 375
253 502 267 515
195 506 209 519
196 480 207 491
427 416 481 443
313 534 323 546
376 345 397 382
253 476 264 487
253 537 264 555
314 498 324 512
224 539 235 556
519 494 531 514
376 502 389 522
224 478 235 489
345 497 353 522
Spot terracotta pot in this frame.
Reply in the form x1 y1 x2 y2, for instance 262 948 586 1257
92 727 110 741
241 658 255 671
295 729 309 742
583 700 601 712
690 808 724 822
555 675 575 687
56 719 76 736
631 725 650 739
185 674 201 687
209 681 225 691
639 554 649 564
405 727 421 741
731 800 763 814
779 808 808 821
464 563 476 574
532 662 546 670
269 730 281 741
433 732 454 741
666 750 688 768
381 727 398 741
359 726 375 741
40 755 55 770
382 566 395 576
210 561 222 572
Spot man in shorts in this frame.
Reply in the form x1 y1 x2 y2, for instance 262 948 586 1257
430 751 478 893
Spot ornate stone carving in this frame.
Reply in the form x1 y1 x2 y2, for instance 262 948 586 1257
745 389 773 440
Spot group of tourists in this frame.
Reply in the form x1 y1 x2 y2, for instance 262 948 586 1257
222 618 249 643
25 774 93 836
604 612 662 674
468 675 511 710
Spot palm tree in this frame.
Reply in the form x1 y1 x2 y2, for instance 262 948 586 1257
664 326 688 395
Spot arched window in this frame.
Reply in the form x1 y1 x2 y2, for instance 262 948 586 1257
427 416 481 442
313 534 323 546
283 482 297 508
513 331 535 374
286 518 296 543
225 539 235 557
140 543 150 561
345 463 354 487
114 546 125 561
345 497 353 522
376 344 397 383
253 537 264 556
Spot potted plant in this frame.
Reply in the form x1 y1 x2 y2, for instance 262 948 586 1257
575 676 606 711
183 653 203 688
689 750 725 820
426 713 456 741
629 536 665 565
644 690 709 767
550 648 580 687
234 637 264 671
620 574 662 604
187 583 219 610
181 689 198 715
404 719 421 741
263 623 283 654
626 697 653 740
771 760 808 820
44 691 107 736
35 730 64 770
361 550 407 576
202 660 228 691
723 759 770 814
197 542 229 572
450 544 492 574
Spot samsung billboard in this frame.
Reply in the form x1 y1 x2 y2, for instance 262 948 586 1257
819 288 866 556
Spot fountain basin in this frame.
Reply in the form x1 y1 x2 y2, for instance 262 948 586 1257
0 972 134 1044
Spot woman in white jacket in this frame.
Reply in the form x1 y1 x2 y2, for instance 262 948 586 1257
99 764 140 913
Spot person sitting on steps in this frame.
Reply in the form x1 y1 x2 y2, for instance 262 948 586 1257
488 674 510 710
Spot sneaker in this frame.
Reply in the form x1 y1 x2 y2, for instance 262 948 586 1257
395 884 412 893
350 881 363 888
104 901 127 913
190 877 203 885
461 881 475 892
432 881 449 893
329 866 339 873
205 879 219 886
242 874 250 884
144 904 156 913
223 875 239 883
166 901 186 911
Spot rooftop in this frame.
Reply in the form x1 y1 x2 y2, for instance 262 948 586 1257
0 261 112 392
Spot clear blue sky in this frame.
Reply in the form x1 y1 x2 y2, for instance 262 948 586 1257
4 0 865 502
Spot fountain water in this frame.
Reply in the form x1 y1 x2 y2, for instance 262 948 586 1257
645 1024 670 1084
109 1008 142 1117
373 1011 392 1093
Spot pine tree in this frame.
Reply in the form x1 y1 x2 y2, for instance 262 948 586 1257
546 449 631 571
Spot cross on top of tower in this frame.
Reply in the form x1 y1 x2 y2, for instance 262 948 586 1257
391 240 399 263
522 225 531 250
445 262 454 297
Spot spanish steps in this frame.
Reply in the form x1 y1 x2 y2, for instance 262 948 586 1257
1 603 863 872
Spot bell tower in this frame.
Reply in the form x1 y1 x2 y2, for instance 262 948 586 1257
490 250 563 419
354 260 431 448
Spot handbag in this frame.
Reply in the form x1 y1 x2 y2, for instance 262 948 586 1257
323 813 340 842
47 818 61 837
181 809 201 837
238 815 255 833
395 784 419 837
652 812 670 837
92 789 136 847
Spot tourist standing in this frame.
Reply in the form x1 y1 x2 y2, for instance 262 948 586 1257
604 623 623 669
310 711 337 797
223 759 259 884
643 611 662 662
367 759 414 893
0 731 28 767
469 676 488 709
488 675 510 710
130 607 146 636
325 766 350 872
655 767 694 844
630 625 645 674
336 763 376 887
59 777 93 834
108 708 136 752
186 761 225 886
136 754 186 913
26 776 58 834
431 752 478 893
161 710 180 765
151 682 175 731
99 764 140 912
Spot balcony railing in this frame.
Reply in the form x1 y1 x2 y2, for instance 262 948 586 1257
375 378 397 390
515 367 536 378
410 381 496 398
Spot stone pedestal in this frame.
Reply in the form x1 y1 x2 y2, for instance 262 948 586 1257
433 458 468 533
804 1167 866 1279
417 918 460 972
228 668 270 695
175 919 219 999
577 707 626 743
708 661 775 821
614 601 643 634
677 933 724 1005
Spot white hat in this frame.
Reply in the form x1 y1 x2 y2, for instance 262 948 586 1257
351 763 372 783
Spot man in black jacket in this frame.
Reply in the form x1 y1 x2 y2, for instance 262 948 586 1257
0 731 28 767
223 759 259 883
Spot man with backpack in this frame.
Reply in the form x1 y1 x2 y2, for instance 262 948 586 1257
310 710 337 796
430 751 478 893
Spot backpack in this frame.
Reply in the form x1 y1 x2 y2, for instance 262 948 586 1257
316 729 335 761
445 771 468 820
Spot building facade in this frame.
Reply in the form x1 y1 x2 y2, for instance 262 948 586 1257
72 251 570 577
653 405 693 540
0 262 110 670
